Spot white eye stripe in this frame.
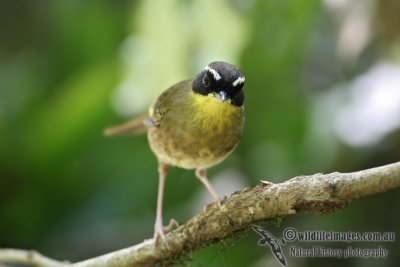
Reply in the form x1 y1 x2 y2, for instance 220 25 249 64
204 65 221 81
232 76 245 87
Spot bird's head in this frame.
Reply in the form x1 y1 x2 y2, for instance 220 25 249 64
192 61 245 107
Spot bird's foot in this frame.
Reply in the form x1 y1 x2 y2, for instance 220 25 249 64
153 219 179 245
203 198 221 212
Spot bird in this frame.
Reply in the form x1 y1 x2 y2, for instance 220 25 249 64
104 61 245 242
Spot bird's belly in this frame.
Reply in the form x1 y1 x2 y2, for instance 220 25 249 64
147 114 243 169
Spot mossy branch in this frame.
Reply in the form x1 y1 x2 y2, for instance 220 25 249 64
1 161 400 267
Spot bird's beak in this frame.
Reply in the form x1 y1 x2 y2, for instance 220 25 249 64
218 91 228 102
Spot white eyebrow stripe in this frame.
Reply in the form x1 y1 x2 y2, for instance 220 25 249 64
232 76 245 87
204 65 221 81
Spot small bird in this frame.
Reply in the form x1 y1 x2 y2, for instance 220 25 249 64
104 61 245 242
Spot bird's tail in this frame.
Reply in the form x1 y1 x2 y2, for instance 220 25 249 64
103 115 148 137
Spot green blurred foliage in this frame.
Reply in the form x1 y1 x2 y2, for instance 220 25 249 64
0 0 399 266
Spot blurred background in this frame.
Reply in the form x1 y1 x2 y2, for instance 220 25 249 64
1 0 399 266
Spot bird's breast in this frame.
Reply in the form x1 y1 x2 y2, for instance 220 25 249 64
148 91 244 169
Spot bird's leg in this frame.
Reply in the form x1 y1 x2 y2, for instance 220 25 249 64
153 163 176 243
195 168 221 207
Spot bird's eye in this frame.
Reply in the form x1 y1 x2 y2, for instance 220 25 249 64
202 75 210 87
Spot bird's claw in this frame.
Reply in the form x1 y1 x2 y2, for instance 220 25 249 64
203 199 221 212
153 219 179 245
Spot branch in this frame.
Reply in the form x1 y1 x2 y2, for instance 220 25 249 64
0 249 69 267
1 161 400 267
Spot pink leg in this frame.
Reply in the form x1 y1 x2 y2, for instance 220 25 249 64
195 168 220 205
154 163 169 242
153 163 178 243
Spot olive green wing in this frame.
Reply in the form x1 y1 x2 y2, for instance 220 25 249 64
148 80 191 127
104 80 191 136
